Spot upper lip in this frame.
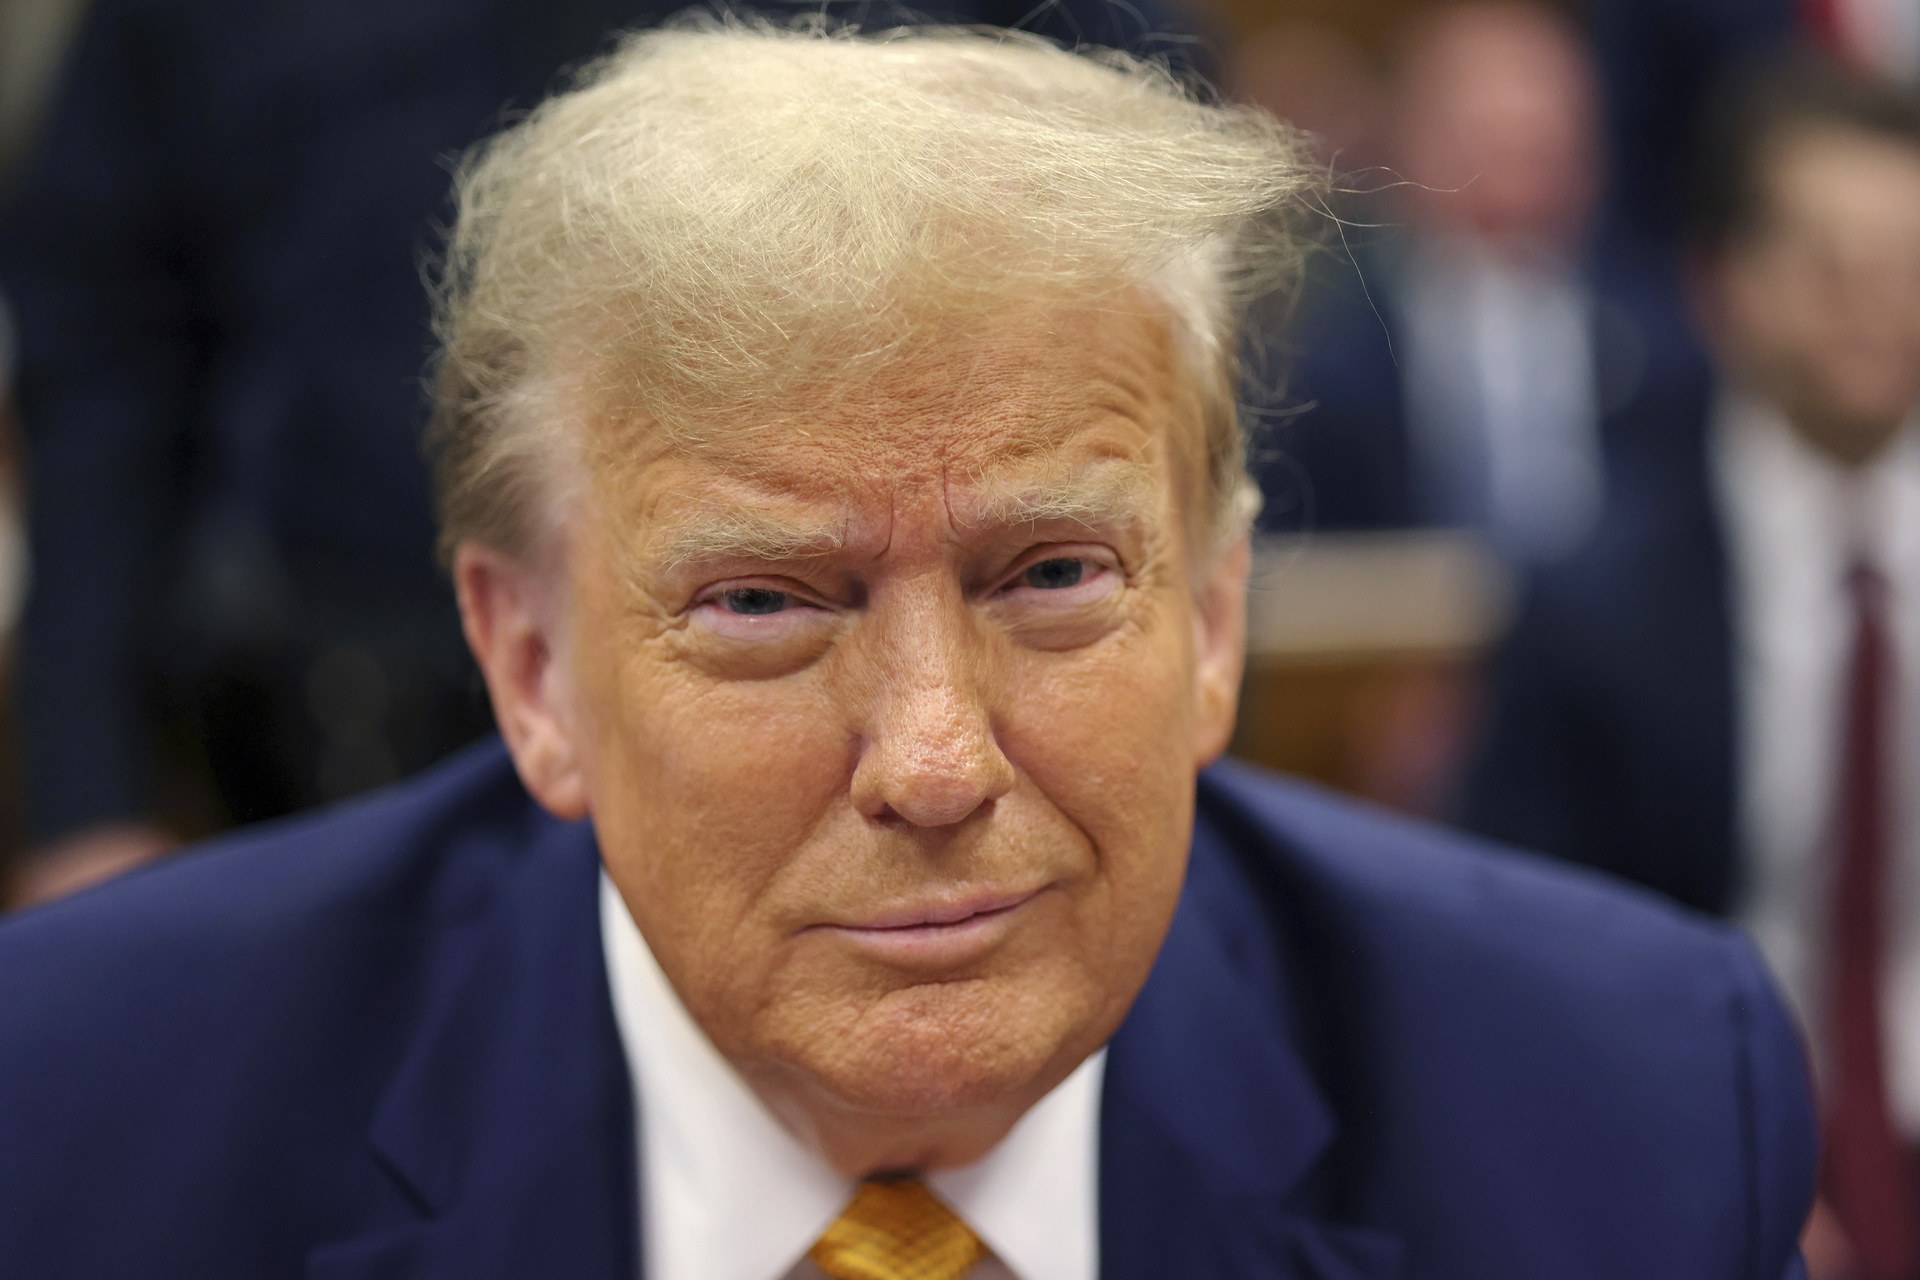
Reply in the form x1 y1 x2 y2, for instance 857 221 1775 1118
834 887 1044 931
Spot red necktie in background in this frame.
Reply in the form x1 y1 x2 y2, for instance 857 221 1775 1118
1823 560 1920 1280
1804 0 1845 48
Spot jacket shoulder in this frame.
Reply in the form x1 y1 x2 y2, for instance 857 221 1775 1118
1191 761 1815 1274
0 738 536 972
0 740 561 1261
1198 757 1758 1006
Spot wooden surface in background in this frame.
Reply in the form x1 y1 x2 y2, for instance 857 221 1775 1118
1234 650 1484 815
1228 532 1509 815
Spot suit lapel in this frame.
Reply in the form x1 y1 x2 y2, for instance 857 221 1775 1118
1098 810 1403 1280
308 818 637 1280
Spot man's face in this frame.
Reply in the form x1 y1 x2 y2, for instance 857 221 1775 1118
1395 5 1600 253
548 301 1244 1138
1708 126 1920 463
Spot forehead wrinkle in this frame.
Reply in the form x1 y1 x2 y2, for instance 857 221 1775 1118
594 301 1200 576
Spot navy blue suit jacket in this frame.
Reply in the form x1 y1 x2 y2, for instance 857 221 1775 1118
0 741 1811 1278
1459 410 1741 916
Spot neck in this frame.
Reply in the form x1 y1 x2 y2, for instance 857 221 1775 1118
1723 370 1914 472
1786 406 1909 471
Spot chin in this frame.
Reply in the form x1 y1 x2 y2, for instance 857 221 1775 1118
775 973 1099 1119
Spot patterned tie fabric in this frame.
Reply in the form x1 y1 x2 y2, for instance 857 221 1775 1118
808 1178 985 1280
1822 561 1920 1280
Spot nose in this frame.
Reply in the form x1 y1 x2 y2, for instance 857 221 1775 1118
849 594 1017 828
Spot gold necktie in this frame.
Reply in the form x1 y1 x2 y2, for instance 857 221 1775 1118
808 1178 986 1280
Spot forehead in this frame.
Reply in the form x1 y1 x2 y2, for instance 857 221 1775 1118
1760 126 1920 237
586 300 1203 533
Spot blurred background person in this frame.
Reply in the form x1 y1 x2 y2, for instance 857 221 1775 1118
1250 0 1704 567
0 0 1193 909
1587 0 1796 260
1591 0 1919 265
1463 59 1920 1280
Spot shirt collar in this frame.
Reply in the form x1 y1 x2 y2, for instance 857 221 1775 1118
927 1047 1103 1280
599 870 1103 1280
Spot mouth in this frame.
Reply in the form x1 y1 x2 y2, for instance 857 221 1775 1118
850 888 1042 932
813 887 1049 967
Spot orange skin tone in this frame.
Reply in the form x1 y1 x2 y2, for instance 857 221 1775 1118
457 299 1250 1178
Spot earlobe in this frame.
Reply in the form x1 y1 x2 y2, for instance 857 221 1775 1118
453 541 589 820
1190 534 1251 768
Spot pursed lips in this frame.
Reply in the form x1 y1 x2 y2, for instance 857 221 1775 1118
810 886 1050 967
843 887 1044 932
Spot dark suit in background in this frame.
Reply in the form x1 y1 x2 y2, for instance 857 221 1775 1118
1587 0 1795 261
1458 400 1740 914
1254 241 1708 558
0 741 1814 1278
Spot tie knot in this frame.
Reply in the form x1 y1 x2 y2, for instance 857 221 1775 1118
808 1178 985 1280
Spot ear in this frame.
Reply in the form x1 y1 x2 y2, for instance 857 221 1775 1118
1190 533 1251 768
453 541 589 820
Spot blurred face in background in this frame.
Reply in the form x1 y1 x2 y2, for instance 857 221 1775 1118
483 298 1249 1172
1391 2 1601 256
1704 124 1920 466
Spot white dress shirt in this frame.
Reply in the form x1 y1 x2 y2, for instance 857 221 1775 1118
599 873 1104 1280
1713 393 1920 1135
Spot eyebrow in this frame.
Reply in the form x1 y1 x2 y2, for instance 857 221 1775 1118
652 506 847 571
647 459 1158 571
963 460 1158 534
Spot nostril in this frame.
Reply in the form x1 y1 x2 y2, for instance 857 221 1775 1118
889 772 998 828
852 732 1016 827
864 786 1003 826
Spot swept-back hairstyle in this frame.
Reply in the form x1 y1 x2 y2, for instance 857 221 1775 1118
428 13 1320 561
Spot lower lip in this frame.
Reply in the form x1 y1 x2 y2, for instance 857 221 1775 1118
819 892 1044 968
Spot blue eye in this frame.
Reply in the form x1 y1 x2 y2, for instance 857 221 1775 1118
1023 558 1085 590
722 587 790 615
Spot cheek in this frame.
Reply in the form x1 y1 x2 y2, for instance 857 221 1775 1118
997 612 1197 956
573 612 854 1001
1725 265 1800 352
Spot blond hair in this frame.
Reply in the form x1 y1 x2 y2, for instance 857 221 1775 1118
428 14 1319 560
